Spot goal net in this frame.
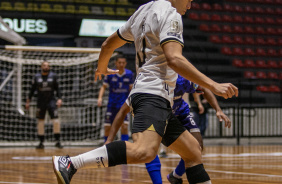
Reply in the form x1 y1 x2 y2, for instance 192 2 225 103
0 45 116 146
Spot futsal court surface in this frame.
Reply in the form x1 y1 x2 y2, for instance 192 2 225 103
0 145 282 184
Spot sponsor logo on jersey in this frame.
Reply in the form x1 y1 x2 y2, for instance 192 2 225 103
112 77 118 82
170 20 180 32
167 32 181 39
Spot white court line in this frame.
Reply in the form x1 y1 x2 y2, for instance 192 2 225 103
128 164 282 178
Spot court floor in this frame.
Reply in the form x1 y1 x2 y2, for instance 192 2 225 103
0 145 282 184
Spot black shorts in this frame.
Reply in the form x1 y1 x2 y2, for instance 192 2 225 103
36 100 58 119
130 93 186 147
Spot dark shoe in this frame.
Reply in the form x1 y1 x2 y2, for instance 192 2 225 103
167 172 183 184
52 155 77 184
55 142 63 149
36 142 44 149
159 151 168 158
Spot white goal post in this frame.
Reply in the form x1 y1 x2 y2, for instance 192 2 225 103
0 45 116 144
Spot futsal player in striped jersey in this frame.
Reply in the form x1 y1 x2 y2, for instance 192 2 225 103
97 55 134 142
52 1 238 184
104 75 231 184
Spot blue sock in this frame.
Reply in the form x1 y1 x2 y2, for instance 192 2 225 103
104 136 108 143
121 134 129 141
145 155 162 184
174 159 185 177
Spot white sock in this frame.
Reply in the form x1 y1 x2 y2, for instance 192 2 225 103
173 170 182 179
71 145 108 169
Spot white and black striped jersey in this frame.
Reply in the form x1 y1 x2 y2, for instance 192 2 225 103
118 0 184 105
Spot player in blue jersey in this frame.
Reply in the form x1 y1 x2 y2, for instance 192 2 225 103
105 75 230 184
25 61 63 149
97 55 134 142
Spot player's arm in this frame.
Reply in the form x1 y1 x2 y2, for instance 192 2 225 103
97 84 107 107
26 77 37 110
192 93 204 114
201 87 231 128
162 42 238 99
95 32 127 81
105 102 130 144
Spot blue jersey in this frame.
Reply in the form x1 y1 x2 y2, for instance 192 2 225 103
104 69 134 108
172 75 198 121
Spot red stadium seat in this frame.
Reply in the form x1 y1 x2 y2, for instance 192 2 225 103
244 48 255 56
256 27 265 34
222 25 232 33
200 13 210 21
223 4 233 12
279 38 282 45
276 7 282 14
255 37 266 45
256 60 268 68
191 3 200 10
266 27 277 35
221 47 232 55
232 59 244 67
266 7 274 14
256 85 269 92
279 49 282 56
233 15 243 23
244 16 254 23
222 35 233 43
233 47 244 55
234 25 244 33
244 71 256 79
245 37 255 44
210 24 221 32
209 35 221 43
202 3 212 10
254 6 265 13
279 72 282 80
244 6 254 13
234 5 243 12
213 3 223 11
255 17 265 24
265 17 275 24
266 38 277 45
278 28 282 35
222 15 233 22
199 24 209 32
244 26 255 34
267 72 279 79
233 36 244 44
267 48 278 56
245 59 256 68
188 12 199 20
256 71 267 79
277 17 282 25
279 61 282 68
211 14 221 21
267 60 278 68
268 85 280 93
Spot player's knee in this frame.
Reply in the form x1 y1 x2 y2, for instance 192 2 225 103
182 146 202 167
134 147 157 163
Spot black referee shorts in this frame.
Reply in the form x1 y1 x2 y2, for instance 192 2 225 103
130 93 186 147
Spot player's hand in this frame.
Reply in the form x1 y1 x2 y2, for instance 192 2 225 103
216 110 231 128
97 98 102 107
56 99 62 108
198 104 204 114
211 83 238 99
95 68 119 81
25 102 29 110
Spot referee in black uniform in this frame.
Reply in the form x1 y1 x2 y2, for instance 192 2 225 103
25 61 63 149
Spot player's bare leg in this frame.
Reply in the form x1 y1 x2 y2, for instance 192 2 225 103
52 130 161 184
168 130 211 184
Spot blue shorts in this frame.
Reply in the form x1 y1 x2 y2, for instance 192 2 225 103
105 107 129 126
177 114 200 133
